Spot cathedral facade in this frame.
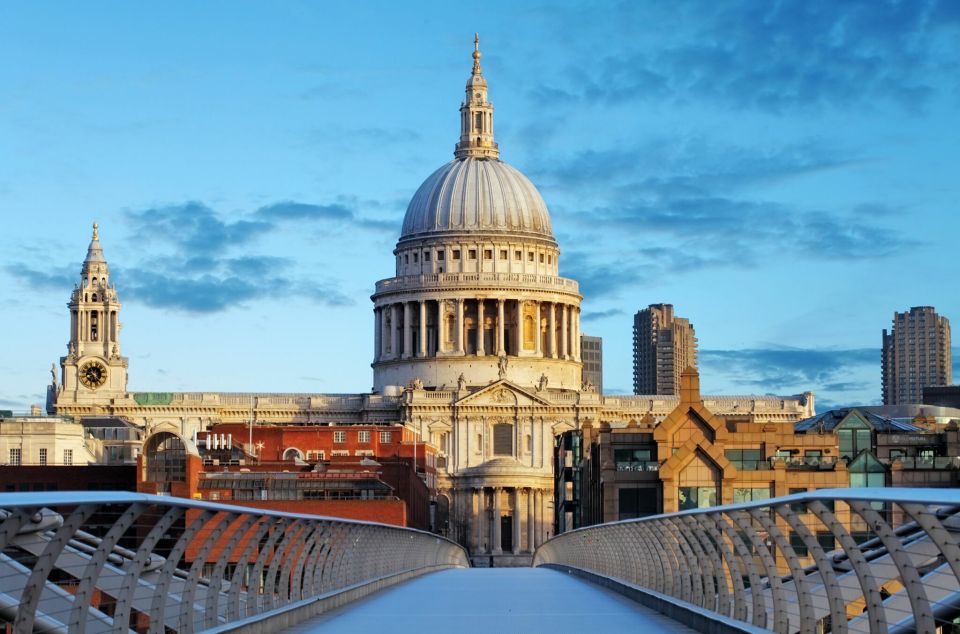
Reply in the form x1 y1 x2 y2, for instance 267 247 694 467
50 39 815 566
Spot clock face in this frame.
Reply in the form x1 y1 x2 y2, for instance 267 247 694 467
79 360 108 389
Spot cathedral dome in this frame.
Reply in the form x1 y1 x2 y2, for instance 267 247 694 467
399 157 554 242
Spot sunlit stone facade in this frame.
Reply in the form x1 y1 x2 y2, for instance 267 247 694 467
49 38 816 566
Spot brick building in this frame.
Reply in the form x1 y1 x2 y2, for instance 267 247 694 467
137 424 435 530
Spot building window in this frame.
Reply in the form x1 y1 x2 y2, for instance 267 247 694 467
547 255 552 264
437 251 444 261
143 433 185 482
539 253 545 263
528 252 534 262
308 450 325 461
452 250 460 260
333 431 346 444
468 249 477 259
9 448 21 466
484 249 492 260
39 448 47 466
63 449 73 466
500 249 507 259
678 451 720 510
413 253 418 263
838 426 872 460
493 423 513 456
732 487 771 503
515 250 521 260
725 448 764 470
405 254 409 264
619 488 658 520
788 487 807 513
358 430 371 444
614 448 656 471
424 252 430 262
380 431 392 443
790 531 809 557
816 531 836 552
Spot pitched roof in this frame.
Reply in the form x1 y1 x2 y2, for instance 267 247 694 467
794 408 923 433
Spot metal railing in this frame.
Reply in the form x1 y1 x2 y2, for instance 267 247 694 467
535 488 960 634
0 491 468 633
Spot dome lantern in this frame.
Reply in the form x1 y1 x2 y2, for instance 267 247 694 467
455 34 499 160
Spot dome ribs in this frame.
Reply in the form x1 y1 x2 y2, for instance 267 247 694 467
399 158 555 244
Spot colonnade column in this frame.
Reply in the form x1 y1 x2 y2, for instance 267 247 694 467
527 488 535 552
390 304 399 359
534 302 541 356
548 303 557 358
477 298 485 356
492 487 502 554
419 301 427 357
512 488 521 555
516 301 524 354
402 302 412 359
534 489 543 547
472 488 482 553
496 299 505 355
456 299 465 355
560 305 569 359
573 308 581 361
374 307 382 362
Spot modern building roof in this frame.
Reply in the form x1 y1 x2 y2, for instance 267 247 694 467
794 407 923 433
79 417 140 429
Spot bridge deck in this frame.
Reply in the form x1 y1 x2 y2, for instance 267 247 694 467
288 567 694 632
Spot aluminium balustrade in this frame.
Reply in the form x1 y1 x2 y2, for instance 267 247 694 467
535 488 960 634
0 491 468 633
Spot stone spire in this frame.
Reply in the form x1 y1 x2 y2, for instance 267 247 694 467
454 33 499 160
81 221 110 288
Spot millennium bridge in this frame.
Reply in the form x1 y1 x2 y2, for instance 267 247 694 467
2 490 959 633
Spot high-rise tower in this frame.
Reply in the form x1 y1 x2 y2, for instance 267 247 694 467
633 304 697 395
881 306 952 404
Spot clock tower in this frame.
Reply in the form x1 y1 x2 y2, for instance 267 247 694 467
54 223 130 412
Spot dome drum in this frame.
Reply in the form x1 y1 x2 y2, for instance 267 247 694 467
373 355 583 393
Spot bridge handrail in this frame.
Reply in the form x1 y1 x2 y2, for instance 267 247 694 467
535 488 960 634
0 491 468 632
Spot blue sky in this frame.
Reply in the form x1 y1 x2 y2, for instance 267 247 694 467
1 1 958 412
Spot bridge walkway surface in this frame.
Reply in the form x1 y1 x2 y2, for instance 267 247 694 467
286 567 695 633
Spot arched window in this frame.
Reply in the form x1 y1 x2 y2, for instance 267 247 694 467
493 423 513 456
143 432 187 483
283 447 304 462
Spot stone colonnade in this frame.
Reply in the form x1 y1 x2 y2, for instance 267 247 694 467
374 298 580 363
464 486 550 556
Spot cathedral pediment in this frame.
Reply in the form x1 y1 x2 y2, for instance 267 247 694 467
455 380 552 407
